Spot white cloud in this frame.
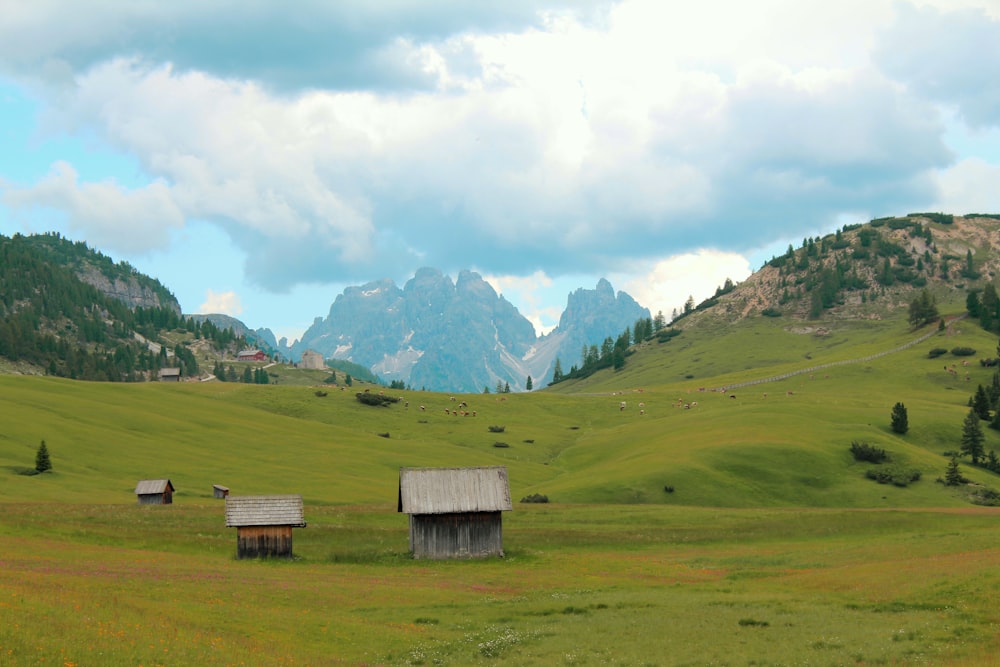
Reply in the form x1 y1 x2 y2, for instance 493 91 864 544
483 270 562 334
1 160 183 253
622 251 754 320
1 0 995 308
931 158 1000 214
198 289 243 316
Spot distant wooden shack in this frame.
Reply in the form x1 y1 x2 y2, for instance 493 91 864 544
213 484 230 499
158 367 181 382
224 495 306 559
398 466 512 559
134 479 175 505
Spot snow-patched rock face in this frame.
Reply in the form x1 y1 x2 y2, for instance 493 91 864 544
288 269 648 393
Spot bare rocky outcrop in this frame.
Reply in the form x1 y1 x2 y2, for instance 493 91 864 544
76 265 181 314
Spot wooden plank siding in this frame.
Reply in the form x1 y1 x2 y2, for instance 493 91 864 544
399 467 511 559
134 479 174 505
236 525 294 559
409 511 504 559
225 495 305 559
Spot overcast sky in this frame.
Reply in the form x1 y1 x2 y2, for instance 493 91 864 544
2 0 999 342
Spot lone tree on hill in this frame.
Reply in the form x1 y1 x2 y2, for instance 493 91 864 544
961 408 985 464
35 440 51 473
890 402 909 434
944 456 964 486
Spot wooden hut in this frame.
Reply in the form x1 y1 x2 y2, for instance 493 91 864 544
158 367 181 382
224 495 306 559
134 479 175 505
398 466 512 559
213 484 230 499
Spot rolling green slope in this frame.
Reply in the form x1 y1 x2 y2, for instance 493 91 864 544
4 300 1000 508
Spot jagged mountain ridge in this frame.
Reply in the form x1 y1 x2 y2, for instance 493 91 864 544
289 268 650 392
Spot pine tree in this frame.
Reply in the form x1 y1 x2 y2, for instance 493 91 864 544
525 376 533 391
944 456 963 486
961 409 985 464
552 358 564 383
972 384 992 420
890 402 909 434
35 440 52 473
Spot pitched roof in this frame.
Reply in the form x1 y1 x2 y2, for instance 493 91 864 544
225 495 306 527
398 466 512 515
134 479 174 495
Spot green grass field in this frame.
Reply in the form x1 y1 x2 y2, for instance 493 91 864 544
3 308 1000 665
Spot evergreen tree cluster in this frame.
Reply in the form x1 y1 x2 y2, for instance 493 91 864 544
764 216 941 319
549 314 669 385
212 362 271 384
0 232 250 380
958 356 1000 475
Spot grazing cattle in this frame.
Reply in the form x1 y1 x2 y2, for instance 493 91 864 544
419 405 425 411
640 409 645 415
619 401 626 411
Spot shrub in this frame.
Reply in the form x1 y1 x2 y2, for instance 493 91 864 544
738 618 770 627
355 392 400 407
488 425 506 433
492 441 509 448
663 485 675 493
928 348 947 359
969 487 1000 506
377 432 390 438
657 328 682 342
951 347 977 357
314 390 328 397
761 307 782 317
851 440 889 463
865 466 921 487
520 493 549 503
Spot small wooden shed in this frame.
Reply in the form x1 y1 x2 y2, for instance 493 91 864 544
398 466 512 559
213 484 230 499
134 479 175 505
224 495 306 559
158 367 181 382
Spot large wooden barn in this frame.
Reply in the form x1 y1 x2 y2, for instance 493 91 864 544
134 479 175 505
398 466 512 559
224 495 306 559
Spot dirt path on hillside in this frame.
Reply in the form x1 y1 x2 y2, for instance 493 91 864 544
709 313 969 392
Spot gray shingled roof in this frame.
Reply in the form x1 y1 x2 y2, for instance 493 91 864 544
134 479 174 495
398 466 512 515
225 495 306 527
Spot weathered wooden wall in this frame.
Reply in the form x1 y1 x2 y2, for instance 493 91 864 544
136 492 171 505
236 525 294 559
409 511 503 559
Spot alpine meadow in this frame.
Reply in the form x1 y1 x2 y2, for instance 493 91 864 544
5 215 1000 665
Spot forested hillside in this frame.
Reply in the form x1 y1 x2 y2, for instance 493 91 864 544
0 232 250 381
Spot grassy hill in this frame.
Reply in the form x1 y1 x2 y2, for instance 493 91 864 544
5 297 1000 508
5 215 1000 664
